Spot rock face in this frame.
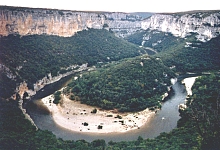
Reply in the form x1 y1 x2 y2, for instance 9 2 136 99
0 6 220 41
0 6 142 37
141 12 220 42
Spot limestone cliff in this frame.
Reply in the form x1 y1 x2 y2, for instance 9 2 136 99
1 6 220 41
0 6 142 37
141 11 220 42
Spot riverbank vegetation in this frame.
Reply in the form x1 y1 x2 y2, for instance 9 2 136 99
65 56 175 112
53 91 62 104
178 74 220 149
0 74 219 149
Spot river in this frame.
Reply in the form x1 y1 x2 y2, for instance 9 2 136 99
26 77 187 142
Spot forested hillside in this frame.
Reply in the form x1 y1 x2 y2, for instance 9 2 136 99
159 35 220 72
179 74 220 149
0 29 144 99
126 30 220 72
125 29 186 53
66 56 175 112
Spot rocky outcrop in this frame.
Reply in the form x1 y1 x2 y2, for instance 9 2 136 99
0 63 16 79
141 12 220 42
0 6 142 37
15 63 89 99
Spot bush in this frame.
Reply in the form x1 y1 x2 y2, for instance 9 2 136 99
83 122 88 126
53 91 61 104
116 115 122 119
91 108 97 114
98 125 103 129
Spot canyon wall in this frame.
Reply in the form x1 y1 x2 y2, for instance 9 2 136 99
1 6 220 41
141 12 220 42
0 6 142 37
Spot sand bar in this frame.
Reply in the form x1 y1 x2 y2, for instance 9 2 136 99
41 94 155 133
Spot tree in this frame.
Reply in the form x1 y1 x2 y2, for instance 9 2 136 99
53 91 61 104
91 139 106 149
91 108 97 114
181 74 220 149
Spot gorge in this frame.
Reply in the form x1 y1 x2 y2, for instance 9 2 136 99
0 5 220 149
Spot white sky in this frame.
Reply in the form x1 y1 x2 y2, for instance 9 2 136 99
0 0 220 13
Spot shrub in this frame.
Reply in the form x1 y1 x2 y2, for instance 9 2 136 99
53 91 61 104
83 122 88 126
98 125 103 129
91 108 97 114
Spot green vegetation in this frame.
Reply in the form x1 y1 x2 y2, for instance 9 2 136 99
0 9 220 149
179 74 220 149
0 29 143 84
66 56 175 112
116 115 122 119
91 108 97 113
1 74 219 149
99 74 220 149
83 122 89 126
125 30 147 46
126 30 220 73
159 35 220 72
126 29 189 53
98 125 103 129
0 100 105 150
53 91 62 104
0 29 144 98
0 73 16 100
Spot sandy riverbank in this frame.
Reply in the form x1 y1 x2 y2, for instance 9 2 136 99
182 77 199 96
41 94 155 133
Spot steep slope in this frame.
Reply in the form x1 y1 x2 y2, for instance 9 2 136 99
0 29 144 99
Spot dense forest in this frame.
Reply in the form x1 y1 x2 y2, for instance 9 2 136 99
159 35 220 72
65 56 175 112
125 29 186 53
0 29 144 99
1 74 219 149
178 74 220 149
126 30 220 72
